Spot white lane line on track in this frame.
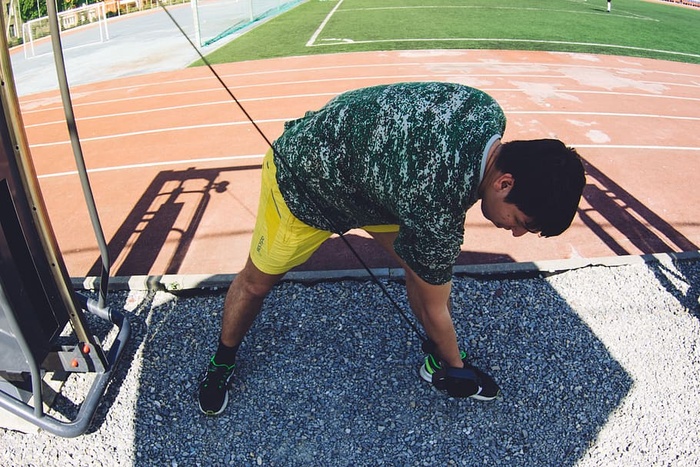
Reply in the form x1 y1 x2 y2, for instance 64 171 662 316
27 110 700 149
37 154 265 179
28 118 287 148
19 61 700 112
24 83 700 134
571 145 700 151
36 145 699 180
507 111 700 121
23 88 700 130
24 93 340 128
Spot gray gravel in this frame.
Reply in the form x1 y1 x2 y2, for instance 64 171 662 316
1 257 699 466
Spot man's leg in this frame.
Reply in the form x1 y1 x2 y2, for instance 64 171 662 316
220 256 286 348
198 257 283 416
199 148 331 415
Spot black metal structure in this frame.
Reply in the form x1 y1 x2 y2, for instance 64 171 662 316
0 7 129 437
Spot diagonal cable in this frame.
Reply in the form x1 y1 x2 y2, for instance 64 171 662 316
156 1 428 344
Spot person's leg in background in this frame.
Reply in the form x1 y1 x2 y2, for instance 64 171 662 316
198 149 331 415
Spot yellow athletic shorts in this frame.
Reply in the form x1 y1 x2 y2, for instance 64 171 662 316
363 224 399 233
249 149 399 274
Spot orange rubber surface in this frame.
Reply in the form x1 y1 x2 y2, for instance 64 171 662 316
17 50 700 278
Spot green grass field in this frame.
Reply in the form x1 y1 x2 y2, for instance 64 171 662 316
197 0 700 66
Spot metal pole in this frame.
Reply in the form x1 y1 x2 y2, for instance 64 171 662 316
191 0 201 47
46 0 111 308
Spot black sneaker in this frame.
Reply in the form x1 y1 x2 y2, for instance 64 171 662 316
198 356 235 416
419 350 467 383
419 352 500 401
457 363 500 401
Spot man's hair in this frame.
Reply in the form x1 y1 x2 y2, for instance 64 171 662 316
495 139 586 237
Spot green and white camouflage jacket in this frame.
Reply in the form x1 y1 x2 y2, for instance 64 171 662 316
273 82 506 285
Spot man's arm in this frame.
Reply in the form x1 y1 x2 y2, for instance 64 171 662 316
404 270 464 368
366 230 464 368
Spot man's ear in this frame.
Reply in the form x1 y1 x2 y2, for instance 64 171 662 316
494 173 515 194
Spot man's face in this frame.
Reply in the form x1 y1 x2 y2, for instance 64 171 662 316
480 173 538 238
481 198 536 237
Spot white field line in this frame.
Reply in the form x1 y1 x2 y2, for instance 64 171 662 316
338 5 657 22
307 3 659 49
306 0 344 47
309 37 700 60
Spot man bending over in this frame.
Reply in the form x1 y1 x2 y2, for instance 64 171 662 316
198 82 586 415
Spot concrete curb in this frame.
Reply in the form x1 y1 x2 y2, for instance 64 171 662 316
71 250 700 292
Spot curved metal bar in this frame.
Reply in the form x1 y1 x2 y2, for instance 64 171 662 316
45 0 111 309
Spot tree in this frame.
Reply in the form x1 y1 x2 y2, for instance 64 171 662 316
18 0 45 21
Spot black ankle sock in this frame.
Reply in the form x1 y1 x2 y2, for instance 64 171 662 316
213 341 239 366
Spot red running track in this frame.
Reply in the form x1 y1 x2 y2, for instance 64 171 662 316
17 50 700 279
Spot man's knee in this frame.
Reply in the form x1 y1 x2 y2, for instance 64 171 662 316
233 258 284 300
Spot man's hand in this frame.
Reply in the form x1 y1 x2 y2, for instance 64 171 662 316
432 366 481 397
432 357 501 400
